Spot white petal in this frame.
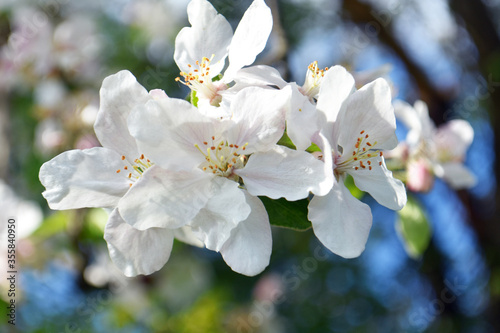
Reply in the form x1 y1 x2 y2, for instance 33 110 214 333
308 180 372 258
224 0 273 80
220 192 272 276
128 97 225 169
118 166 215 230
414 100 436 138
393 99 421 132
94 70 149 158
190 178 251 251
173 226 204 248
439 162 477 189
286 83 320 151
39 148 130 210
350 157 407 210
174 0 233 77
104 209 174 277
236 145 333 200
316 65 355 142
226 86 289 153
336 78 399 153
233 65 287 88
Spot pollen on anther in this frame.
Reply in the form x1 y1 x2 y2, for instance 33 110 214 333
367 161 371 165
360 130 365 135
369 166 372 170
380 151 383 156
124 166 128 170
366 142 372 147
212 136 215 140
379 161 382 166
365 134 369 138
355 167 359 170
140 154 145 159
116 170 121 173
235 145 239 149
121 156 126 160
203 167 207 171
203 141 208 145
211 146 216 150
352 151 356 156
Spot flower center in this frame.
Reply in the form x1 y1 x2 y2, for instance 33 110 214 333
116 154 154 187
300 61 329 99
335 130 383 174
194 136 248 179
175 55 227 106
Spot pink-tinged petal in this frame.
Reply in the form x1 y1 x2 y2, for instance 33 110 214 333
406 160 435 192
149 89 168 100
104 209 174 277
128 98 226 169
336 78 399 153
350 157 407 210
233 65 287 88
190 178 251 251
286 83 320 151
118 166 215 230
226 86 289 153
434 119 474 161
94 70 149 158
39 147 130 210
173 226 204 248
224 0 273 80
174 0 233 77
316 66 355 142
236 145 333 200
220 192 271 276
439 162 477 189
308 180 372 258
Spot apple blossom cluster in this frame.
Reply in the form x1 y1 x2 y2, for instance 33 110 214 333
39 0 472 277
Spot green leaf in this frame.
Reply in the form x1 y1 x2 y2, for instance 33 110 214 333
31 210 69 239
259 197 312 231
396 195 432 259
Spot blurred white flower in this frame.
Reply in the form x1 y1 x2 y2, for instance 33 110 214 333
394 99 476 191
0 180 43 300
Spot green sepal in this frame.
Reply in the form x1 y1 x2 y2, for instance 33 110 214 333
396 195 432 259
259 197 312 231
212 74 223 82
190 90 199 107
276 131 296 150
306 142 321 153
